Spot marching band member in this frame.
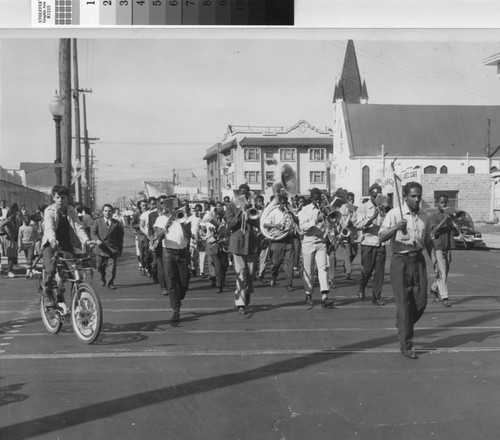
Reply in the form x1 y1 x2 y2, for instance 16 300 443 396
297 188 334 308
205 211 231 293
428 194 455 307
379 181 433 359
325 207 342 289
153 202 192 323
131 199 148 275
226 183 259 315
254 194 270 283
263 194 296 291
355 183 387 306
338 192 359 280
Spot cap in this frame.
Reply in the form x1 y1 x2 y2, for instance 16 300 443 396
368 183 382 193
239 183 250 192
309 187 322 196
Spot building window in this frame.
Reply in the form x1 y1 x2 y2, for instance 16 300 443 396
244 148 260 161
362 166 370 196
434 190 458 209
468 165 475 174
244 171 261 183
440 166 448 174
424 165 437 174
309 148 325 161
264 150 274 159
265 171 274 182
309 171 325 184
280 148 296 161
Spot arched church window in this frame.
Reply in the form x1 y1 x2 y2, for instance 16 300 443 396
362 166 370 196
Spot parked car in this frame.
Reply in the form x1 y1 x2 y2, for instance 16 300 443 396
451 210 483 249
425 208 483 249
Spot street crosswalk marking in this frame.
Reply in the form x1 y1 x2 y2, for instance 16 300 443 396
2 346 500 360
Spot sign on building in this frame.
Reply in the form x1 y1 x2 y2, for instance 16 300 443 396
401 166 422 186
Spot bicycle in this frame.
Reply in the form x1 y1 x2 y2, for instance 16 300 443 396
34 251 103 344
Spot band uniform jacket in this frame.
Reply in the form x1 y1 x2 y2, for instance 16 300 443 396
225 201 259 256
91 217 124 258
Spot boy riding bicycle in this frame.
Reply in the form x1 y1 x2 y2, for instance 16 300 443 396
41 185 94 306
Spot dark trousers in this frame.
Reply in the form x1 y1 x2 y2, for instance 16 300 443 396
271 239 294 287
292 235 301 268
390 252 428 350
155 245 167 289
96 254 118 283
42 245 72 291
359 245 386 300
22 244 35 269
211 251 229 289
162 247 190 312
136 234 149 271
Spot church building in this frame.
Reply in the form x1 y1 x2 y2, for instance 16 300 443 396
332 40 500 222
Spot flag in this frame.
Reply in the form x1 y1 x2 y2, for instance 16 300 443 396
191 171 197 178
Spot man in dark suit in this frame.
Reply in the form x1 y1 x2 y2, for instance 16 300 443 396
226 184 259 314
91 204 124 290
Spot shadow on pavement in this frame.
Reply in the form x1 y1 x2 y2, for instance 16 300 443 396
2 309 500 440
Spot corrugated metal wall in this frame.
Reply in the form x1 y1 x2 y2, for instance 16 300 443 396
0 180 52 213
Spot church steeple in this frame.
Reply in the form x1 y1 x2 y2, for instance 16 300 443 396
360 80 369 104
334 40 369 104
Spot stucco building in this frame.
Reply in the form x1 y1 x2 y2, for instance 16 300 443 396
203 121 333 201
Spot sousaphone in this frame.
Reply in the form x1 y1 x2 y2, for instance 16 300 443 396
260 164 298 241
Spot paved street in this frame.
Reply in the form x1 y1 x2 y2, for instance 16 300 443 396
1 229 500 440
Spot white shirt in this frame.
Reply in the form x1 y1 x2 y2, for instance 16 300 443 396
380 203 431 253
356 199 384 247
154 215 189 250
298 203 326 242
139 210 150 236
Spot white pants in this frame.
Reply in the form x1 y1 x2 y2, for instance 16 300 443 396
233 254 254 306
301 239 329 295
199 251 206 275
431 249 451 299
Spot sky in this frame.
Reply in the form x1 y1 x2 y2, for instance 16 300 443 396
1 29 500 202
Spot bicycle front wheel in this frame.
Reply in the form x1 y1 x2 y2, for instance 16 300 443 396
71 282 102 344
39 287 63 335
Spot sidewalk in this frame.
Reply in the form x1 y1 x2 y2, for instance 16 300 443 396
481 233 500 250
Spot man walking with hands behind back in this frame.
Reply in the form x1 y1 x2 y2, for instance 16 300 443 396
92 204 124 290
379 182 433 360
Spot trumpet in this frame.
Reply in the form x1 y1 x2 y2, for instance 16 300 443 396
238 191 260 234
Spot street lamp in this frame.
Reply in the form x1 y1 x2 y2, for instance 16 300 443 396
49 92 64 185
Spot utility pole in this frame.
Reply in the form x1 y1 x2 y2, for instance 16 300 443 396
72 39 82 204
59 39 72 191
90 149 95 213
81 91 94 206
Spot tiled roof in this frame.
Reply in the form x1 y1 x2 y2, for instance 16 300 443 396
344 103 500 157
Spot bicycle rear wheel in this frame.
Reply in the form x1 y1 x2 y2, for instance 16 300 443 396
39 285 63 335
71 282 102 344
